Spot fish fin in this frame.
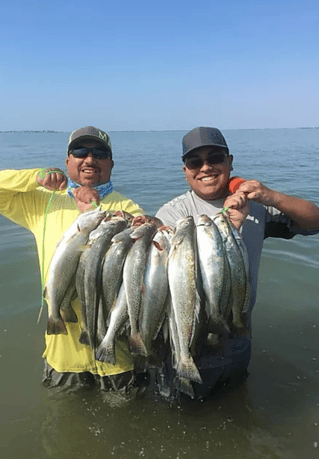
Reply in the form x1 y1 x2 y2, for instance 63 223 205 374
232 323 251 338
96 331 105 348
189 291 203 345
79 329 90 346
242 284 252 315
170 350 179 370
177 355 202 384
130 333 148 356
207 313 230 335
150 311 167 346
206 332 221 347
161 318 169 343
232 304 247 329
170 234 185 247
232 316 245 329
95 342 116 364
195 290 202 320
60 306 78 323
46 317 68 335
174 376 195 399
232 312 251 336
117 320 130 340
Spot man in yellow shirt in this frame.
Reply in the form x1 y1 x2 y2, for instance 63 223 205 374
0 126 144 391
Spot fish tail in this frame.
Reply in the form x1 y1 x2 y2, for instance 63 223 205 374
177 355 202 384
232 308 245 329
46 316 68 335
95 341 116 365
233 317 245 329
79 329 90 346
60 306 78 323
232 315 251 337
208 314 230 335
130 332 148 356
175 376 195 399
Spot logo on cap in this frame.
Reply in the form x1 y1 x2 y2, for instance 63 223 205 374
98 131 108 142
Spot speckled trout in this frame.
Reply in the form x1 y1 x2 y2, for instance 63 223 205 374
100 227 135 319
95 283 129 364
168 216 202 384
213 212 250 330
45 208 105 335
139 229 171 356
84 216 129 349
196 214 231 334
123 222 158 355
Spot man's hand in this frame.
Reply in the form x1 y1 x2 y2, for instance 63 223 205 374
236 180 276 206
36 168 68 191
237 180 319 230
73 186 100 213
223 191 249 230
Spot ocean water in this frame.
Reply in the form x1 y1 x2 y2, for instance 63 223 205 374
0 129 319 459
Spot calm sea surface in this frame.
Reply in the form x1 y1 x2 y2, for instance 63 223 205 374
0 129 319 458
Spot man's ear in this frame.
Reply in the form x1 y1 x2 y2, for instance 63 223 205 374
228 155 233 171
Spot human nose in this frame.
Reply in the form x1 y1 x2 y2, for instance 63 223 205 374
83 152 96 162
199 159 212 171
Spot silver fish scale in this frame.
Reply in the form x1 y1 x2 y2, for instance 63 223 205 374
139 230 170 355
213 213 249 330
123 222 158 355
196 214 230 334
168 216 202 383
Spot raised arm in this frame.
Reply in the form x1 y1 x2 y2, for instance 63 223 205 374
0 168 67 228
239 180 319 230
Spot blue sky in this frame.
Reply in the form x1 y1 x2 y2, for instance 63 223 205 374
1 0 318 131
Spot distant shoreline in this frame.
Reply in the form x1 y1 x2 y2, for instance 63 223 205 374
1 127 319 134
0 130 61 133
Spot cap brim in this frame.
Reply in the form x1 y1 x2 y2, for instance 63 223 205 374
68 135 112 152
182 144 229 158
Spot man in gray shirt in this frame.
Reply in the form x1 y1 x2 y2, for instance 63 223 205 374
155 126 319 400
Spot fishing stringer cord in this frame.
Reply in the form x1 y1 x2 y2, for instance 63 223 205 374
36 168 69 323
37 189 56 324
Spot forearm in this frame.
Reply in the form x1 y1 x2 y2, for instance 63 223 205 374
266 190 319 230
239 180 319 230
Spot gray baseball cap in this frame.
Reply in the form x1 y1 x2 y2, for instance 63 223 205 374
68 126 112 155
182 127 229 159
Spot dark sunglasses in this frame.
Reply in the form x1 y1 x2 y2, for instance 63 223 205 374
184 152 227 170
68 147 111 160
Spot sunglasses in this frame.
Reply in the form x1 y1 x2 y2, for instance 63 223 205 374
184 152 227 170
68 147 111 160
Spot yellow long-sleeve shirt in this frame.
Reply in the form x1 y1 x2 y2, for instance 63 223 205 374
0 168 144 376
